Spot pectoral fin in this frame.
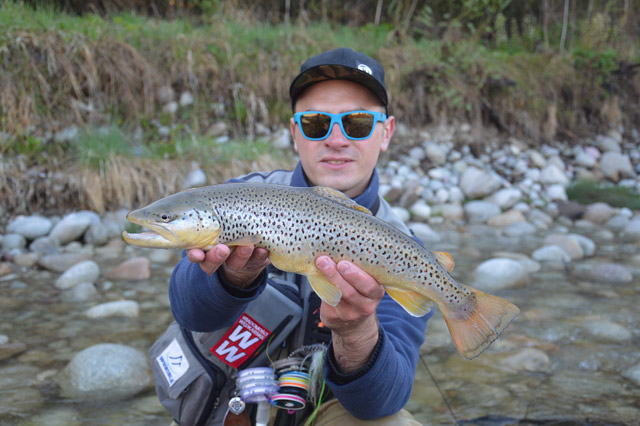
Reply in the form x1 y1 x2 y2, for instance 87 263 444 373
433 251 455 272
385 287 434 317
308 274 343 306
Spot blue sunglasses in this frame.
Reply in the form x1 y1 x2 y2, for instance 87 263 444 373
293 110 387 141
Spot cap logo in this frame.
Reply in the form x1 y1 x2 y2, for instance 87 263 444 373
357 63 373 75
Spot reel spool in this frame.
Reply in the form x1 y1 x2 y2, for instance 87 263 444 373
235 367 278 404
270 357 310 411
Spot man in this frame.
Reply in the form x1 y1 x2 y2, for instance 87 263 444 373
169 47 429 425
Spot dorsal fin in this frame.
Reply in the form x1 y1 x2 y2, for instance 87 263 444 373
311 186 372 215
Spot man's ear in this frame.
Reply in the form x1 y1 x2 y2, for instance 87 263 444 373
380 116 394 152
290 117 299 153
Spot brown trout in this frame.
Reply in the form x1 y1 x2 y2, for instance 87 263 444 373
122 182 519 359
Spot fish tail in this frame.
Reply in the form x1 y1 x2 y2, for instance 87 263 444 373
439 285 519 359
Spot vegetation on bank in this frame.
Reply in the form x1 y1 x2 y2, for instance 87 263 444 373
0 1 638 213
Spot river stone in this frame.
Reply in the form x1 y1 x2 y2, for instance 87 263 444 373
502 221 537 237
540 164 569 185
391 206 410 223
528 150 546 168
605 214 630 232
55 260 100 289
460 167 502 199
0 364 44 416
575 150 596 168
0 341 28 362
487 209 526 227
583 202 617 224
484 188 522 210
543 234 584 260
622 364 640 387
621 219 640 241
61 282 100 302
38 253 91 273
586 263 633 284
6 215 53 239
0 335 8 345
472 258 529 291
432 203 464 221
464 200 501 223
502 348 550 373
107 257 151 281
568 234 596 257
545 184 568 201
85 300 140 318
408 222 441 243
182 167 207 189
583 319 631 342
532 245 571 263
272 127 291 149
58 343 151 400
1 233 26 252
599 152 635 181
49 212 97 245
409 200 431 221
84 221 110 246
29 236 61 255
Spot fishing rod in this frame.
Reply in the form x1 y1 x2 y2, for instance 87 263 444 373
419 353 461 426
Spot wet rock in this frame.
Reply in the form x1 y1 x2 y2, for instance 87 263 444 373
583 319 632 342
409 200 431 221
107 257 151 281
502 221 537 237
61 282 100 302
58 343 152 400
460 167 502 199
464 200 501 223
0 364 44 416
502 348 551 373
408 223 441 243
29 236 61 255
84 221 110 246
49 212 97 245
432 203 464 221
599 152 635 181
540 164 569 185
6 215 53 239
583 202 617 224
38 253 91 273
484 188 522 210
182 167 207 189
55 260 100 290
85 300 140 318
0 341 28 362
532 245 571 263
1 233 26 252
527 209 553 230
622 363 640 387
586 263 633 284
391 206 410 223
545 184 568 201
25 407 82 426
487 209 526 227
472 258 529 291
543 234 584 260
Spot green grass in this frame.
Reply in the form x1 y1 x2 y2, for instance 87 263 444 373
567 180 640 210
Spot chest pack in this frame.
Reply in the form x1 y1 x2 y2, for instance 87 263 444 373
148 269 328 426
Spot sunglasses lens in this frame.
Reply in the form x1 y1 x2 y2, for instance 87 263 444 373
300 113 332 139
342 112 375 139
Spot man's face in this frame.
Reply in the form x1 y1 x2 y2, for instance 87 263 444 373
290 79 394 198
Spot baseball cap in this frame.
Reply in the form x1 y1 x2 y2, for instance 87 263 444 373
289 47 388 113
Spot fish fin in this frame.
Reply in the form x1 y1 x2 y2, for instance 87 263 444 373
308 274 343 306
311 187 372 215
439 285 520 359
221 234 263 246
433 251 455 272
385 287 434 317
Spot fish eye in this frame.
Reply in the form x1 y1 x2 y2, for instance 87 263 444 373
159 212 172 222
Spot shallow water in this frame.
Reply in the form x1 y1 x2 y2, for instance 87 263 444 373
1 222 639 426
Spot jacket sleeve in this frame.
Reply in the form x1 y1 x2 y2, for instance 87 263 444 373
169 252 268 332
323 288 431 419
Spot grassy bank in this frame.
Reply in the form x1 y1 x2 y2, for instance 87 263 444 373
0 1 638 214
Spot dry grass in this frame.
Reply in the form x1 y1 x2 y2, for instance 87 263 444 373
0 153 296 217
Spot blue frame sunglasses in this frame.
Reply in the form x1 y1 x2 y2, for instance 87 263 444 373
293 110 387 141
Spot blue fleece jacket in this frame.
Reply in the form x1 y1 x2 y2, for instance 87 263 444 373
168 163 431 420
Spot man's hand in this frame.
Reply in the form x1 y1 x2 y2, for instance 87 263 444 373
186 245 270 289
315 255 385 373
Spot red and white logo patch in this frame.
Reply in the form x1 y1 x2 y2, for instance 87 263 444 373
211 313 271 368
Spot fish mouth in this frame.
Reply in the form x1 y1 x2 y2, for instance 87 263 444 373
122 215 181 248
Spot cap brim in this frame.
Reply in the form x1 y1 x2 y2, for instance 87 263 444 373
290 64 388 108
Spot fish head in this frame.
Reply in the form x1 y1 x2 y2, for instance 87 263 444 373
122 190 221 249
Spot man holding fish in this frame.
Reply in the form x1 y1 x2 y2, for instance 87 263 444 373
126 47 518 425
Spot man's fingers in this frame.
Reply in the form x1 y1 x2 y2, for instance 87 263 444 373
337 261 385 300
225 245 255 270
